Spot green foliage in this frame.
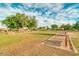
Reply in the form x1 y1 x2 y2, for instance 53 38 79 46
2 13 37 30
2 16 19 29
51 24 58 30
38 27 46 31
73 21 79 31
60 24 72 30
27 16 37 30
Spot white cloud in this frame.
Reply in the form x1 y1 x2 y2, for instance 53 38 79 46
0 3 79 28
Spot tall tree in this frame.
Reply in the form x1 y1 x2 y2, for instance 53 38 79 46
2 13 37 30
51 24 58 30
2 16 19 29
27 16 37 30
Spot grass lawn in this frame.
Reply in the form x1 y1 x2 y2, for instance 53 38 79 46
0 30 76 56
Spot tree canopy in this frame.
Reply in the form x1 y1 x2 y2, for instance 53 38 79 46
73 21 79 31
60 24 72 30
2 13 37 30
51 24 58 30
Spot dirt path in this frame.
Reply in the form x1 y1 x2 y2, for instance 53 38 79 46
44 31 78 53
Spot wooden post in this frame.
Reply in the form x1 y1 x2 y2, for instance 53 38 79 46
65 31 67 47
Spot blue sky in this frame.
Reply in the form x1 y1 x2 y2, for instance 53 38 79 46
0 3 79 27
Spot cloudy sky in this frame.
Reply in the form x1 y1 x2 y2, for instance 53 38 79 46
0 3 79 27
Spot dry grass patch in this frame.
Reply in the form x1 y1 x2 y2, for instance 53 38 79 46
0 31 75 56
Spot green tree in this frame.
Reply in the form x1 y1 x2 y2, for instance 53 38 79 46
2 13 37 30
15 13 29 28
60 24 72 30
73 21 79 31
38 27 46 31
27 16 37 30
2 16 19 30
51 24 58 30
